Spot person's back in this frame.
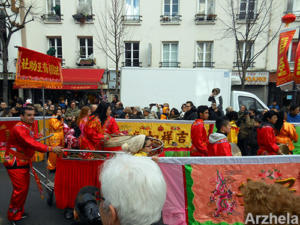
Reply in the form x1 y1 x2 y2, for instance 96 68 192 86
208 132 232 156
208 118 232 156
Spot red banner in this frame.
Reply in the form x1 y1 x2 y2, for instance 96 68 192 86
294 41 300 84
14 47 63 89
276 30 296 87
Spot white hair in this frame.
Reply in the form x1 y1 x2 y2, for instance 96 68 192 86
100 154 166 225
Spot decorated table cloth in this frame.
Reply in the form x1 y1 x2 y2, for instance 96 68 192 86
159 156 300 225
54 158 103 209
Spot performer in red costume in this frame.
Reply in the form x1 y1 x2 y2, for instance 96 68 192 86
102 102 121 135
208 118 232 156
191 105 213 156
80 103 109 158
102 102 124 151
257 110 279 155
3 106 63 225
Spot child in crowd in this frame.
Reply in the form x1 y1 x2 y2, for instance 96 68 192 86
208 118 232 156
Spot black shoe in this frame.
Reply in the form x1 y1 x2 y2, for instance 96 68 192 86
64 208 74 220
10 221 17 225
21 212 29 219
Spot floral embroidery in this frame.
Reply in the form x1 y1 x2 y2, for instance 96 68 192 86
259 169 282 180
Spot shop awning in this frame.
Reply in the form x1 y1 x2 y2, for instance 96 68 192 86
61 68 105 89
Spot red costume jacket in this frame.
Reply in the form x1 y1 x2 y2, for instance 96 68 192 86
104 116 120 135
4 121 50 168
191 119 213 156
257 123 279 155
80 115 105 150
208 133 232 156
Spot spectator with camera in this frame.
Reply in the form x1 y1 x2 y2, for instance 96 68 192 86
208 88 223 112
99 154 166 225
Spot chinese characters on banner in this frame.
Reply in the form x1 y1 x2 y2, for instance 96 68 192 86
276 30 296 87
294 40 300 84
14 47 63 89
117 121 214 156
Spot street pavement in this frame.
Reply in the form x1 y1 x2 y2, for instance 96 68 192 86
0 162 165 225
0 162 70 225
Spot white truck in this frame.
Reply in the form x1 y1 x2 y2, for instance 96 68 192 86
120 67 268 112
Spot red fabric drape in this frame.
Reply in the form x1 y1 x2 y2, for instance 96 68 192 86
54 158 104 209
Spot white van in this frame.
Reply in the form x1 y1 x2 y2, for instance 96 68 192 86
120 67 268 112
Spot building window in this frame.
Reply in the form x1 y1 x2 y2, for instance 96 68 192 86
73 0 93 22
287 0 300 15
48 37 62 58
47 0 60 15
124 0 140 21
164 0 178 15
239 0 256 20
235 41 254 67
195 41 213 68
161 42 179 67
161 0 181 22
124 42 140 67
196 0 216 21
79 37 93 58
43 0 61 21
78 0 92 14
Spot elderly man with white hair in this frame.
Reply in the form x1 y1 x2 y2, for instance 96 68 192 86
99 154 167 225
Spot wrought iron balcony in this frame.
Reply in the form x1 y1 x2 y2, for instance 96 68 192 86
193 61 215 68
41 13 63 22
160 15 182 23
72 14 94 23
76 58 96 66
195 14 217 22
122 15 142 23
159 62 180 67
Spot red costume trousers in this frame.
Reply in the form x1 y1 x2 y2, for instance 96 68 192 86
6 167 30 221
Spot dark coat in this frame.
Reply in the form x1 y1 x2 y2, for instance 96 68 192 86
183 107 197 120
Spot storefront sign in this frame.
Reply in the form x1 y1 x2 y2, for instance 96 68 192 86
14 47 63 89
276 30 296 87
231 72 269 85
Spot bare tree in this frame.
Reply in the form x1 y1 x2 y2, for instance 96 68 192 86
94 0 126 94
220 0 282 90
0 0 35 103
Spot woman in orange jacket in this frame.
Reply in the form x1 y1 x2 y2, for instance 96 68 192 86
47 109 64 171
276 111 298 153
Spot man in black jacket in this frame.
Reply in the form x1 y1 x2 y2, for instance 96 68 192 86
208 103 223 120
183 101 197 120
